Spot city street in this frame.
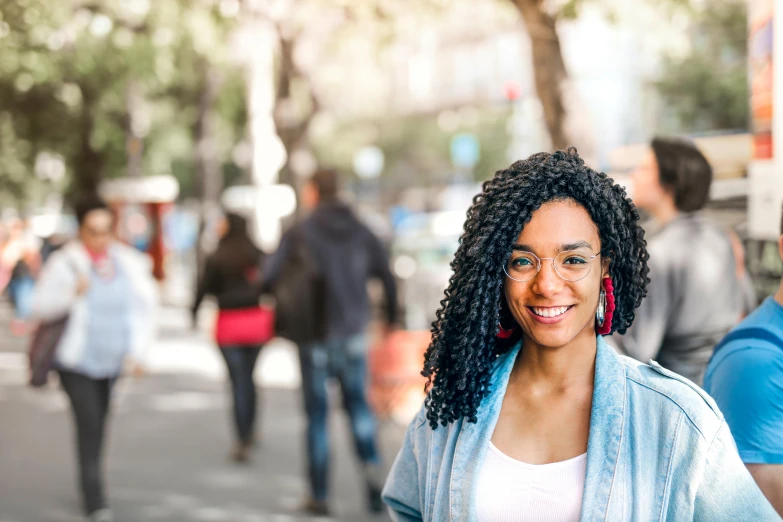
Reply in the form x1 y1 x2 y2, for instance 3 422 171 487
0 301 406 522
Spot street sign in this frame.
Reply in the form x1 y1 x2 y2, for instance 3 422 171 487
450 133 480 169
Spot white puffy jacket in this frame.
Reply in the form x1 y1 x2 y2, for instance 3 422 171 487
30 241 159 370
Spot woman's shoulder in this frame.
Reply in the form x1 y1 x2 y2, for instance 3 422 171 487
111 243 153 273
618 354 724 441
44 242 87 270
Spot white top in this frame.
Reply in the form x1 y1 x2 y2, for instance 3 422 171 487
30 242 159 368
475 442 586 522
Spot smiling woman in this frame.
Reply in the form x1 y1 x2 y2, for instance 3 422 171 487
381 149 780 522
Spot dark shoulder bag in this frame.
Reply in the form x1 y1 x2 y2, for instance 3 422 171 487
273 226 326 346
28 259 79 388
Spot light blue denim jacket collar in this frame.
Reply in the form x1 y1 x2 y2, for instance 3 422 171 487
449 336 624 521
384 334 781 521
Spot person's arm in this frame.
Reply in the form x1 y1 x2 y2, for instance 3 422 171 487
367 231 399 329
694 421 780 521
252 248 267 299
611 254 671 362
192 256 218 323
382 409 427 521
29 251 80 321
260 227 295 294
747 465 783 516
706 347 783 516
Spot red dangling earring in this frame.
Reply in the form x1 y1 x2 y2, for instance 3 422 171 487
597 277 616 335
497 300 518 339
497 324 516 339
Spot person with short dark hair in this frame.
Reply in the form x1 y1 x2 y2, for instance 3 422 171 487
703 206 783 516
263 167 398 516
612 137 744 385
381 150 777 521
30 195 158 522
192 211 268 463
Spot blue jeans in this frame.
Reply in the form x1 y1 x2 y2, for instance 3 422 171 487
298 334 379 502
219 346 262 444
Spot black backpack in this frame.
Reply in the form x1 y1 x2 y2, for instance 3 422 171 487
272 226 326 345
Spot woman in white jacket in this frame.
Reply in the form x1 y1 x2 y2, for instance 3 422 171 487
30 196 158 522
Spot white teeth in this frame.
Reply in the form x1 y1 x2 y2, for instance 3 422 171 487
532 306 570 317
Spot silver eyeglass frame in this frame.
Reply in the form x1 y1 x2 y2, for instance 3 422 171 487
503 251 600 283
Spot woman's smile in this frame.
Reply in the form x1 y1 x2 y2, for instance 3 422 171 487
526 305 575 323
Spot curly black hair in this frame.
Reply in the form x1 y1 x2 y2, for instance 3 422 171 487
422 149 649 429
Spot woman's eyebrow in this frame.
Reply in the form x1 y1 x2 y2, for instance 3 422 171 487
511 241 593 253
560 241 592 252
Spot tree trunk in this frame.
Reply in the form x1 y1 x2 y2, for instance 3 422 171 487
125 81 144 178
273 28 319 206
68 84 103 203
274 32 298 189
194 62 223 284
195 67 223 207
510 0 570 150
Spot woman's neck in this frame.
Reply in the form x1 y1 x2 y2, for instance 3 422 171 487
513 329 597 392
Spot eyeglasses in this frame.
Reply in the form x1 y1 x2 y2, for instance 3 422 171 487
83 226 112 238
503 249 600 282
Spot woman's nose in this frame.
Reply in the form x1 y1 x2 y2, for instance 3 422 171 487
531 259 564 297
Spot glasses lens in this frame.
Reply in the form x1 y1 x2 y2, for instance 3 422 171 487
506 252 539 281
554 250 593 281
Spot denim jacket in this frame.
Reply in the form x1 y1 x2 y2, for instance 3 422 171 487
382 336 780 521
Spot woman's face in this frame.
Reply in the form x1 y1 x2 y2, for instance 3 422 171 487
79 209 114 254
630 150 668 211
504 200 609 349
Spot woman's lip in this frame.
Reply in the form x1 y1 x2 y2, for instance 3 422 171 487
526 305 574 324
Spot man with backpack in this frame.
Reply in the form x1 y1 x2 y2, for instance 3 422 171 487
263 168 398 517
704 212 783 517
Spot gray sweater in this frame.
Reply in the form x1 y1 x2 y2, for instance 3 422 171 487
612 213 744 386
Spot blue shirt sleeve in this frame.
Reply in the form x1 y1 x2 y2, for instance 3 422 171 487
706 345 783 464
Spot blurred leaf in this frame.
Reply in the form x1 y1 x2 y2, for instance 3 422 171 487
655 0 748 132
0 0 247 203
559 0 582 20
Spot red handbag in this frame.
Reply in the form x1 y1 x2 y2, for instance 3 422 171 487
215 306 275 347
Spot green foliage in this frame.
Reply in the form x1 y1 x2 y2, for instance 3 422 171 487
0 0 247 204
312 107 510 190
655 0 749 132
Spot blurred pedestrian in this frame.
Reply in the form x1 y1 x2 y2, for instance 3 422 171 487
192 211 270 463
263 168 398 516
611 137 744 386
30 196 158 522
3 219 41 335
382 150 777 521
703 208 783 516
0 221 9 292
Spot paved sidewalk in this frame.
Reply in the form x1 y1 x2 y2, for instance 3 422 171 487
0 301 407 522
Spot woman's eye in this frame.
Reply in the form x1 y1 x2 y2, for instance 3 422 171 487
562 256 588 265
512 257 533 267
